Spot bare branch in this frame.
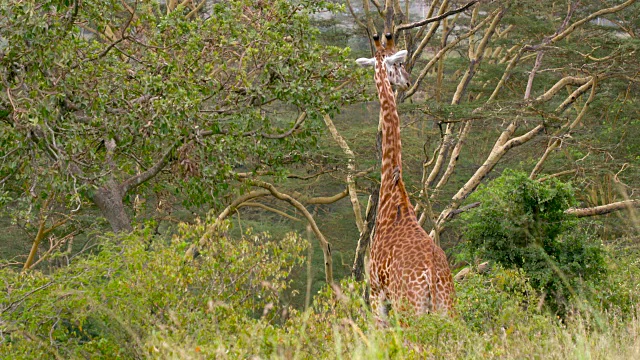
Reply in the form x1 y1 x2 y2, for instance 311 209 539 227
530 77 597 179
352 188 379 281
524 1 578 100
451 6 506 105
299 189 349 205
246 180 334 284
323 114 364 232
434 123 545 231
550 0 638 45
121 141 180 194
533 76 591 103
537 169 578 182
237 202 301 222
566 199 640 217
395 0 479 33
261 112 307 139
404 8 499 99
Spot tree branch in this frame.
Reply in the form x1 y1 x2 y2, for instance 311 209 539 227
566 199 640 217
404 8 498 99
395 0 479 33
323 114 364 232
245 179 334 284
550 0 638 45
238 202 302 222
121 141 180 194
530 77 597 179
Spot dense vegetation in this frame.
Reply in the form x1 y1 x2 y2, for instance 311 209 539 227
460 170 607 315
2 0 639 358
2 224 639 358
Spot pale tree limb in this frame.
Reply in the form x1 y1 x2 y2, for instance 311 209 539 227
487 47 528 102
414 145 440 224
23 196 72 271
537 169 578 182
410 0 440 53
427 122 453 187
451 6 506 105
416 7 504 224
194 190 270 246
346 0 367 31
245 179 333 284
407 0 451 71
433 120 473 191
524 51 546 101
530 77 597 179
323 114 364 233
533 76 591 103
295 189 349 204
555 77 596 113
384 0 394 34
550 0 638 45
435 15 455 102
28 230 79 269
524 1 578 100
432 121 545 235
396 0 479 33
237 202 302 222
424 7 505 201
565 199 640 217
352 187 379 282
404 7 499 99
490 0 629 103
363 0 376 39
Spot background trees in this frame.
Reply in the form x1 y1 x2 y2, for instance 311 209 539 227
1 0 638 312
1 0 363 236
2 0 640 358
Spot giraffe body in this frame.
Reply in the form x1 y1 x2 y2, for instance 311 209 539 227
356 34 455 319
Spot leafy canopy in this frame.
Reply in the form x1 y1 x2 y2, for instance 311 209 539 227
0 0 364 225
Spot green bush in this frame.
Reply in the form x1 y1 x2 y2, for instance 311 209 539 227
460 170 607 315
0 221 307 359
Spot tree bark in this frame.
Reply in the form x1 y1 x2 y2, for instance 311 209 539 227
92 179 132 233
566 199 640 217
352 187 379 282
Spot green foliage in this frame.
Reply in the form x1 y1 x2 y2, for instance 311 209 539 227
456 266 543 331
460 170 607 315
2 225 639 358
0 222 307 358
0 0 365 229
589 241 640 316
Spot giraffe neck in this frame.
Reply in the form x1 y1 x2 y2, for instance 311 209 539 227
374 55 414 219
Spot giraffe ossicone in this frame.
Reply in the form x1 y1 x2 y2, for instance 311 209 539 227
357 32 455 322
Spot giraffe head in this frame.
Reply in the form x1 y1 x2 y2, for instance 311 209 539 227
356 33 411 90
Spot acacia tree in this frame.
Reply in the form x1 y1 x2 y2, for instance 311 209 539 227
340 0 639 276
0 0 364 241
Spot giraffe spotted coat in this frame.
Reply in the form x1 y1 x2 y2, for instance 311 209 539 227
357 34 455 319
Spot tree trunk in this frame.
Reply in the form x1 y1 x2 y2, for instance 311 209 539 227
352 186 379 282
92 179 132 232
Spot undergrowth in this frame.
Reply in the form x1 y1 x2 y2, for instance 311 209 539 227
1 221 639 359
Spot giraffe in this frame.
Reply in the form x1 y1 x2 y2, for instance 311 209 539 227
356 33 455 320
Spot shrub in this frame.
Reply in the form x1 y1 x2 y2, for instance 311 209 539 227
0 221 307 358
460 170 607 315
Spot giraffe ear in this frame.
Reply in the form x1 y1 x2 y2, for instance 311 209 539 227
355 57 376 67
384 50 408 65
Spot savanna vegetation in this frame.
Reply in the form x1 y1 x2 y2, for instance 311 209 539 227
1 0 639 358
